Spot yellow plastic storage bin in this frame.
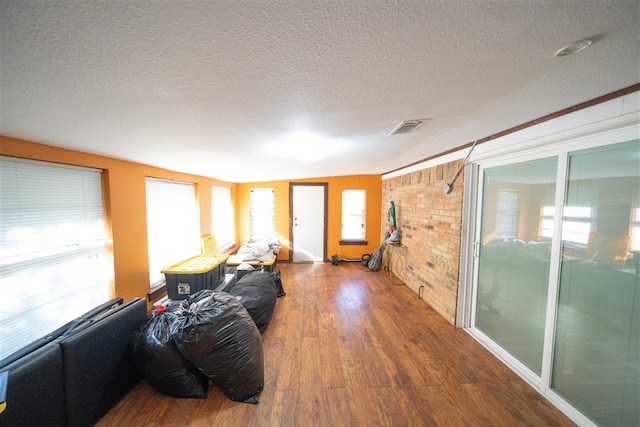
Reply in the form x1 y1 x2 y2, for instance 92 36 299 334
161 254 229 299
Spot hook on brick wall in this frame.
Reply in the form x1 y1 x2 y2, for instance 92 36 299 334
443 139 477 194
418 285 424 299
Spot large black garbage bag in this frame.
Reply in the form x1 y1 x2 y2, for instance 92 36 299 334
271 270 286 297
131 310 209 399
230 272 278 333
172 291 264 404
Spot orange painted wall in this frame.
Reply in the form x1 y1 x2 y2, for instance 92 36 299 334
1 135 382 309
236 175 382 261
1 135 236 308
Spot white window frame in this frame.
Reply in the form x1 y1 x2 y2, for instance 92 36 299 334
341 189 366 242
458 123 639 427
145 178 200 287
0 156 112 360
211 185 235 252
249 188 275 241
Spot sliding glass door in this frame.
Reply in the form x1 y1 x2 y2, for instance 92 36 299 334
552 141 639 426
470 138 639 426
475 157 557 375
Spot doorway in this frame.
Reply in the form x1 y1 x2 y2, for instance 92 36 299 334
290 183 327 262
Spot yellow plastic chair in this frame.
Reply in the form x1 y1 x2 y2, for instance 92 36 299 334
201 235 219 255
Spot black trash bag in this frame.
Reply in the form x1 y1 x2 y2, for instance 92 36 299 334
360 254 371 267
131 310 209 399
271 270 286 297
230 272 278 333
172 291 264 404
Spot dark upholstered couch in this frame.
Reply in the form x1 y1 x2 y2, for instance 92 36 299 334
0 297 147 427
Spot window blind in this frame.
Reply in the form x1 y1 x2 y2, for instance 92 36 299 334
0 156 111 360
250 188 274 240
211 185 234 250
145 178 200 286
495 190 518 239
341 189 365 240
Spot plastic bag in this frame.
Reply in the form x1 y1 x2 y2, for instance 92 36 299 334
131 310 209 399
271 270 286 297
368 244 384 271
172 291 264 404
230 272 278 333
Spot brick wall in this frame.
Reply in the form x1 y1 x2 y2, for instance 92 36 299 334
381 160 463 325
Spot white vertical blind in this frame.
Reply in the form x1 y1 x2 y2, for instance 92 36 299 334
341 189 365 240
0 156 111 360
211 185 234 250
145 178 200 286
495 190 518 239
250 188 274 240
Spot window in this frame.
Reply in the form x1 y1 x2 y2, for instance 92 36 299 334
541 206 593 245
495 190 518 239
561 206 593 245
540 187 556 239
562 183 597 246
341 189 366 241
145 178 200 286
250 188 274 240
541 185 595 246
0 156 111 360
211 185 235 251
540 206 554 239
542 187 596 246
631 207 640 251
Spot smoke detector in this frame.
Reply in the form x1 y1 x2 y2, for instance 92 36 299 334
389 118 430 135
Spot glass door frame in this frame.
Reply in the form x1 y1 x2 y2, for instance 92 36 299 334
458 123 639 427
464 149 567 390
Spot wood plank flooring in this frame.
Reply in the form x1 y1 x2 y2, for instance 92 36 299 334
96 262 574 426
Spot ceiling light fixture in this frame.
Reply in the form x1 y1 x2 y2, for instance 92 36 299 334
296 145 327 162
555 39 593 57
278 132 340 162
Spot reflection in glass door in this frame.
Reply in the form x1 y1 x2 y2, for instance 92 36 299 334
475 157 558 374
471 139 640 426
553 140 639 426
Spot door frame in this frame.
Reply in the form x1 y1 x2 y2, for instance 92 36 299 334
288 182 329 262
457 124 640 427
464 151 566 390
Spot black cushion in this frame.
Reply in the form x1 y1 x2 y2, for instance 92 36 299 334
0 342 65 427
60 298 147 427
0 297 126 427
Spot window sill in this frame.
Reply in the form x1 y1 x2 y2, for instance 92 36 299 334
148 281 167 302
339 240 368 246
217 243 236 254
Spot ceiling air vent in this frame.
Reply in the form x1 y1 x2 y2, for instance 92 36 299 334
389 118 430 135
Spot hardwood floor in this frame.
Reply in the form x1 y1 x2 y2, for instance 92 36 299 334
96 262 574 426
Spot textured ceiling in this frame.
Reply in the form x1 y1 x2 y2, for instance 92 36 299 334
1 1 639 182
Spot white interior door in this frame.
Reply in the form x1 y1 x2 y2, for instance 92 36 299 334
292 184 326 262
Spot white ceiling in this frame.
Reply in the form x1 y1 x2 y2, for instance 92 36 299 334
1 1 639 183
